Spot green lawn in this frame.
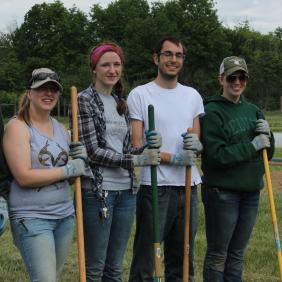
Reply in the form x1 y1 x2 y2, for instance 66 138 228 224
265 111 282 132
1 189 282 281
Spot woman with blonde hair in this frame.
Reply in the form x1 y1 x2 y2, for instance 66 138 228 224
4 68 88 281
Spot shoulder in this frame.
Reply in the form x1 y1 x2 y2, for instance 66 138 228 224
5 118 30 139
78 86 94 102
204 102 221 116
57 120 69 134
177 83 202 99
128 82 154 97
243 96 260 111
6 118 27 130
201 99 224 122
51 118 70 143
77 86 99 113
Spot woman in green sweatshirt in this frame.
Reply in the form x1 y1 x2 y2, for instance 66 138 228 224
201 56 275 281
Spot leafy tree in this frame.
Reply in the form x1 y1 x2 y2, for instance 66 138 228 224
12 1 92 95
0 0 281 110
149 0 230 96
0 32 24 91
89 0 154 86
225 23 282 109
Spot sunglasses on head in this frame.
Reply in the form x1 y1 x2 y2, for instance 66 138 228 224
30 72 60 85
226 73 249 83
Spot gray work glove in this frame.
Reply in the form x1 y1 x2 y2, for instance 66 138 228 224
61 159 87 179
255 119 270 136
145 130 162 149
251 134 270 151
132 148 161 166
182 132 203 153
69 141 88 163
169 150 196 166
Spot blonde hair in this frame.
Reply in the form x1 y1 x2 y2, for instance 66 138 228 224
17 91 31 126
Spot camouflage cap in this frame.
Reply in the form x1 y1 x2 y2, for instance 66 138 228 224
219 56 248 76
29 68 63 92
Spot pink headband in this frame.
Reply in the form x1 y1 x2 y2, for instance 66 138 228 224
90 43 125 69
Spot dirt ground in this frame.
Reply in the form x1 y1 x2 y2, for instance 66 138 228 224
266 169 282 192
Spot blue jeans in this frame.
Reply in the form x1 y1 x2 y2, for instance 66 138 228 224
129 185 199 282
82 189 136 282
11 215 75 282
202 186 260 282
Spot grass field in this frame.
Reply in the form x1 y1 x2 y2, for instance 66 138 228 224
265 111 282 132
1 188 282 281
0 111 281 281
1 153 282 281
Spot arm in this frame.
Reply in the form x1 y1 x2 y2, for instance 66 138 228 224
161 116 201 164
202 112 259 168
131 119 144 148
78 96 134 169
192 116 201 138
3 119 65 187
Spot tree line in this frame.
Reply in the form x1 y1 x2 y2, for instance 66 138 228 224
0 0 282 111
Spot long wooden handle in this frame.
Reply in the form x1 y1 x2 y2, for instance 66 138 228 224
263 149 282 281
70 86 86 282
183 128 193 282
148 104 162 280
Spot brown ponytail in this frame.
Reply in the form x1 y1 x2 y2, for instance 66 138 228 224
17 91 31 126
115 80 127 116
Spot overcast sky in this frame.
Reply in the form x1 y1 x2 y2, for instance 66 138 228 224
0 0 282 34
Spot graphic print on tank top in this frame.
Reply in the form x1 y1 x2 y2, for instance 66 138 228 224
38 140 68 167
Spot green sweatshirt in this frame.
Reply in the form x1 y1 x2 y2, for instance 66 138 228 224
201 95 275 192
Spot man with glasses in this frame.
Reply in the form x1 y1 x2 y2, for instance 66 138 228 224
128 36 204 282
201 56 275 281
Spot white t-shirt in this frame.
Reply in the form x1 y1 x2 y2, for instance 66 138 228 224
127 81 204 186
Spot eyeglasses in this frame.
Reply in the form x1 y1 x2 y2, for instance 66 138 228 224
226 74 249 83
30 72 60 85
159 51 185 60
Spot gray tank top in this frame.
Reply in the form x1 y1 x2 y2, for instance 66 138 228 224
8 118 74 220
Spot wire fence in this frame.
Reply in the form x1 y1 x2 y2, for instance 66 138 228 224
0 99 69 120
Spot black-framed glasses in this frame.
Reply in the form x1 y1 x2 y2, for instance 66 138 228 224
226 74 249 83
30 72 60 84
159 51 185 60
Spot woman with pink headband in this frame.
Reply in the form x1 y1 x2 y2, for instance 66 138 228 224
75 42 161 281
